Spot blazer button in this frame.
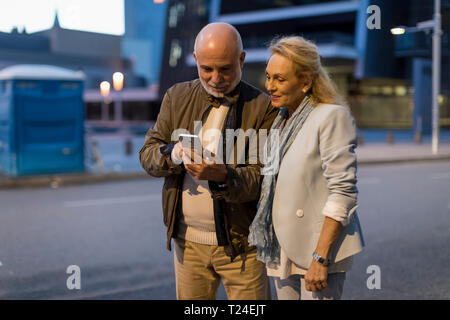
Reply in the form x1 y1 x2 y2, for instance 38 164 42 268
296 209 304 218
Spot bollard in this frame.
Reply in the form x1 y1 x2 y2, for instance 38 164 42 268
387 131 395 144
125 138 133 156
414 130 422 144
90 140 105 169
415 116 423 144
91 140 99 162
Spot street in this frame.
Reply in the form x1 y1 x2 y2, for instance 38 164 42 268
0 161 449 299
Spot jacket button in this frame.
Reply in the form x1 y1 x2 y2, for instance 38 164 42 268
296 209 304 218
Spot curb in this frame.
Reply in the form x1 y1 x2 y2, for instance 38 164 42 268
1 156 450 189
0 171 149 189
358 155 450 166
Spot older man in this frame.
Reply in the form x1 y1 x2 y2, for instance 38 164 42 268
139 23 277 300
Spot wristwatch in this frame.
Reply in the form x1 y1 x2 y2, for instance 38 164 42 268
312 252 331 266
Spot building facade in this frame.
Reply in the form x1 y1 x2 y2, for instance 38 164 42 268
122 0 168 87
0 12 161 122
0 14 140 90
158 0 450 131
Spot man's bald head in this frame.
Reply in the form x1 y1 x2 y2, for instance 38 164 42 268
193 23 245 98
194 23 243 58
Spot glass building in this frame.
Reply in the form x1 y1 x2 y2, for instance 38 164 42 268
122 0 168 87
158 0 450 131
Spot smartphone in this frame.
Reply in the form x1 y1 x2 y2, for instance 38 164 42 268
178 133 203 156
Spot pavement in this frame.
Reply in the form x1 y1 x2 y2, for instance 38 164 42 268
1 128 450 189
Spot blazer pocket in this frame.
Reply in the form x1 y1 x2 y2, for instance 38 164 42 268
294 207 322 234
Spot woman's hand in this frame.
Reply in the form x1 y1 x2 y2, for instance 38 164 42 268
305 259 328 292
304 216 343 292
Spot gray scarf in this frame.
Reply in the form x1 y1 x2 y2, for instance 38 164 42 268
248 96 315 268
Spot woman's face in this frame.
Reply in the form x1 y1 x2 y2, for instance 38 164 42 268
265 53 309 110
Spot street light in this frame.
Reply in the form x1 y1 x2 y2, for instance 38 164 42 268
390 27 406 35
112 72 124 91
100 81 111 121
390 0 441 155
100 80 110 97
112 72 124 122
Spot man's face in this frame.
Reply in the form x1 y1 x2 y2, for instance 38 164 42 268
194 48 245 98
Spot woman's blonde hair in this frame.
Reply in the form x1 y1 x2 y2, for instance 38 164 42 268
269 36 346 106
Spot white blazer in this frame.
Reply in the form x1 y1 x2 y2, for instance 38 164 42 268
272 103 364 270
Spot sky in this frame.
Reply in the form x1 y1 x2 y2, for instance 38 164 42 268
0 0 124 35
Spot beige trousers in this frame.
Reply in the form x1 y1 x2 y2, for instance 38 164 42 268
273 273 346 300
173 238 271 300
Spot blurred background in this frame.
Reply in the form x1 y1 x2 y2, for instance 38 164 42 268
0 1 449 136
0 0 449 300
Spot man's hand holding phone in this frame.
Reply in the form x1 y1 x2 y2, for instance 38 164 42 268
177 134 227 183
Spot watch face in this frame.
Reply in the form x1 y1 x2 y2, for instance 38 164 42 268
313 252 330 266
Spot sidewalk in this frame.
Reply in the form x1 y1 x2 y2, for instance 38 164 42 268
357 142 450 165
1 131 450 189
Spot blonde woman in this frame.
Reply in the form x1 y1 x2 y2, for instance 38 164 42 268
249 36 364 300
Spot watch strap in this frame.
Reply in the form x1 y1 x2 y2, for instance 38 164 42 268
312 252 331 266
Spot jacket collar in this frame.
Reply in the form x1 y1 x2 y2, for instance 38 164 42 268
193 80 242 129
199 80 241 108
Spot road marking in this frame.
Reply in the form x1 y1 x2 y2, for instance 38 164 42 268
358 177 381 185
63 194 161 208
430 172 450 180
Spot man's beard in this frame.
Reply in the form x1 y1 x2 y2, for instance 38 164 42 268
199 68 242 98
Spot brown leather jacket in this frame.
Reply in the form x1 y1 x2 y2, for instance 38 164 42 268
139 79 277 260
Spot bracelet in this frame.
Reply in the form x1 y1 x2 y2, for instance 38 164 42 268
312 252 331 266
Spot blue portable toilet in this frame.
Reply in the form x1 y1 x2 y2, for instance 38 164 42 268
0 64 85 176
